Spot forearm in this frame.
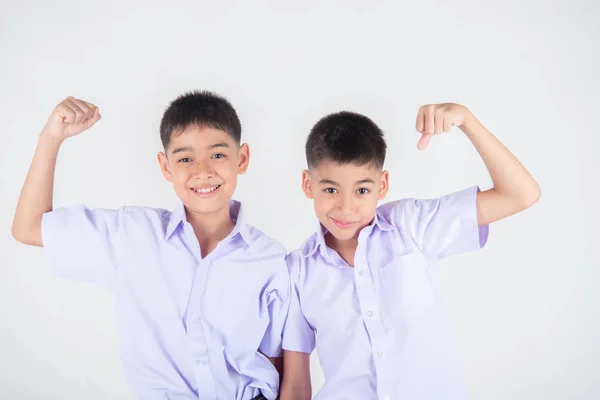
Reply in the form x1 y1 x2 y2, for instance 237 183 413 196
279 378 311 400
279 351 312 400
461 112 541 207
12 132 63 246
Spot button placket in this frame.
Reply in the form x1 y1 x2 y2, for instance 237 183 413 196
355 235 396 400
186 259 217 399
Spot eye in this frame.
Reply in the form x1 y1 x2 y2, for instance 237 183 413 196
178 157 192 163
212 153 226 159
357 188 370 195
324 188 338 194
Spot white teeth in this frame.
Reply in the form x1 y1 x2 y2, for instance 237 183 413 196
193 185 219 193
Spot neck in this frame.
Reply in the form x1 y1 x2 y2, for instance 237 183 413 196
325 233 359 267
185 204 235 257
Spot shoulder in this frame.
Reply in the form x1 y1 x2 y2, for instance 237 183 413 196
119 205 173 231
285 232 318 278
244 225 287 257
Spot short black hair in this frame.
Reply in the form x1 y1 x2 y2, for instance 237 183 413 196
306 111 386 169
160 90 241 150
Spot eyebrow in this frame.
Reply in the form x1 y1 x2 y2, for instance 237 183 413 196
208 142 230 150
319 179 339 186
171 142 230 155
356 178 376 184
318 178 376 185
171 146 193 155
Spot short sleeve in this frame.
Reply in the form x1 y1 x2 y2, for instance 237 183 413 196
398 186 489 262
41 205 123 288
282 255 315 354
258 266 291 358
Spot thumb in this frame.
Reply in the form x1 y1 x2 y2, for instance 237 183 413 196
417 133 433 150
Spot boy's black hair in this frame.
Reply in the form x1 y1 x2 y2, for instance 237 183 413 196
306 111 386 169
160 90 241 150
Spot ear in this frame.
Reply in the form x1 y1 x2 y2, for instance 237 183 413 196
302 169 314 199
378 170 390 200
157 152 172 182
237 143 250 174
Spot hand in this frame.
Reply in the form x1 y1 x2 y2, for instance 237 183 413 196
41 96 101 140
415 103 471 150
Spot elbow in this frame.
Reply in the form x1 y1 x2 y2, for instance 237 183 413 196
11 222 26 244
522 182 541 209
12 227 33 246
11 220 42 247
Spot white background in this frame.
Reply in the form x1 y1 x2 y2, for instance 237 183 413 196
1 0 598 399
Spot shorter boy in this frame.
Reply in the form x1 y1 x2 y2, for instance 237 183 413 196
280 103 540 400
12 92 289 400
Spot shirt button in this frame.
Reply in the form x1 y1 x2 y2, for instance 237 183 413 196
366 311 374 317
384 396 391 400
377 352 385 359
359 270 367 276
196 359 206 366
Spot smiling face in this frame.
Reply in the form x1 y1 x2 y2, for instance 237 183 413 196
302 160 389 242
158 125 249 215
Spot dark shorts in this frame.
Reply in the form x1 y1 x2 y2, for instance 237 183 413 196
250 394 279 400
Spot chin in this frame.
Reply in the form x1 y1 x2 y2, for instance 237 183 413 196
184 196 230 215
326 226 359 241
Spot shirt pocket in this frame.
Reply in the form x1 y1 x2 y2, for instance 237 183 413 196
207 275 273 350
379 251 435 321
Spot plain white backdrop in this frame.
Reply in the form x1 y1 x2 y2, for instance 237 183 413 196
1 0 598 399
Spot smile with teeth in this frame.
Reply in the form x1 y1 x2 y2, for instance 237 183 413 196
191 184 221 194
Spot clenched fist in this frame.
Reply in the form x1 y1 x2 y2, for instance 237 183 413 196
42 96 101 140
415 103 472 150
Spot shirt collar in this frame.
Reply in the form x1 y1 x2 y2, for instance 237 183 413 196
165 200 253 246
303 222 330 260
373 208 396 231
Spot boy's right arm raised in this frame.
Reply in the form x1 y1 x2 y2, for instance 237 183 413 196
12 97 101 246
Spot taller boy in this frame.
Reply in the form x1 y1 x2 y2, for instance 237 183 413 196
12 92 289 400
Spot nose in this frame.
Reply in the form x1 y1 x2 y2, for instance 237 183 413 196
192 159 214 180
338 193 355 215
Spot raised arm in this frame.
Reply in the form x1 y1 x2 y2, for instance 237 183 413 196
416 103 540 226
12 97 101 246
